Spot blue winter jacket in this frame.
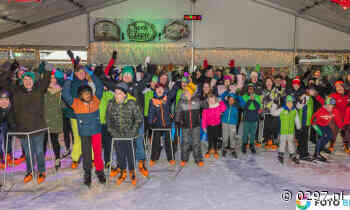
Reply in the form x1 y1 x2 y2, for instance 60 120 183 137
221 92 245 125
62 74 103 136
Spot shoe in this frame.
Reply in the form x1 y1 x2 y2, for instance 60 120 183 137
264 140 273 149
0 161 4 169
169 160 176 165
277 153 284 164
344 145 350 154
180 161 186 167
116 170 127 186
328 147 335 152
322 148 332 154
138 160 149 177
291 156 300 164
314 154 327 162
55 159 61 171
149 160 156 166
249 144 256 154
241 144 247 154
129 170 137 186
214 152 219 159
255 142 262 147
209 149 215 154
14 155 25 165
95 170 106 184
110 167 121 178
270 144 278 150
299 156 313 162
84 172 91 187
197 161 204 167
71 161 78 169
104 162 111 170
23 173 33 183
204 152 210 158
231 150 237 159
37 172 46 184
222 149 227 157
62 149 71 158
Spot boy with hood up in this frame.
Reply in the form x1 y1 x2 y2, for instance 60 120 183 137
271 95 301 164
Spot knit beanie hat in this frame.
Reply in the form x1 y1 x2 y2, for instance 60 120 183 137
21 72 36 83
114 82 129 94
151 75 158 83
286 95 294 102
334 80 344 87
0 89 10 99
181 76 189 83
122 66 135 78
325 97 336 105
223 75 232 81
292 77 301 86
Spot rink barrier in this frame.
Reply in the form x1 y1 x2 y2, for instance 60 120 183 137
2 128 57 187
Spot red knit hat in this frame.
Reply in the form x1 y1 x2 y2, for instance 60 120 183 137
292 77 301 86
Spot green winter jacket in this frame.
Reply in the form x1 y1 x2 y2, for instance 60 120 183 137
99 91 115 125
144 89 154 117
106 94 142 138
272 105 301 135
44 90 63 133
242 94 261 110
175 89 183 107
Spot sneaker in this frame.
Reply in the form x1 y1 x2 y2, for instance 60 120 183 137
84 172 91 187
314 154 327 162
71 161 78 169
231 150 237 159
169 160 176 165
129 170 137 186
138 160 149 177
110 167 121 178
197 161 204 167
95 170 106 184
180 161 187 167
241 144 247 154
116 170 127 186
249 144 256 154
23 173 33 183
37 172 46 184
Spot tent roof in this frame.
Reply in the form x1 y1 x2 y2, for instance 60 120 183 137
0 0 126 39
260 0 350 34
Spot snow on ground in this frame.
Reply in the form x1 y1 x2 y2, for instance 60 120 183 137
1 140 350 210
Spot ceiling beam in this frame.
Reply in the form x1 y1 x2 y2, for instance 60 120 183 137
251 0 350 34
0 0 128 40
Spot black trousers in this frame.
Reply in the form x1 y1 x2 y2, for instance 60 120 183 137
296 126 309 158
81 136 92 173
62 115 72 150
116 141 134 171
151 131 173 161
207 125 221 151
101 124 112 165
263 115 279 143
44 133 61 160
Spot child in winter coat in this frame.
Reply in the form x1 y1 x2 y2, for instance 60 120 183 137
106 82 143 186
148 82 180 166
221 92 245 158
311 97 343 162
44 73 63 170
62 72 106 187
0 89 15 169
271 95 301 164
242 83 261 154
202 93 227 159
175 82 205 167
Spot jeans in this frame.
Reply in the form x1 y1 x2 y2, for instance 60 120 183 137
315 125 333 155
101 124 112 165
21 133 45 174
243 121 258 145
0 123 13 159
116 140 134 171
135 121 146 161
181 127 202 163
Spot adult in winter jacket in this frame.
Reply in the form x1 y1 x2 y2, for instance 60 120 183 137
0 68 51 184
106 82 142 186
175 82 205 167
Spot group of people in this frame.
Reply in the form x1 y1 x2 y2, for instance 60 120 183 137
0 50 350 188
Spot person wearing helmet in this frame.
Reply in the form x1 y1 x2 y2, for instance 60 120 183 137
311 97 343 162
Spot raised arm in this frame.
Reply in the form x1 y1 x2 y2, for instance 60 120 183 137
62 80 74 106
104 51 117 76
91 74 103 99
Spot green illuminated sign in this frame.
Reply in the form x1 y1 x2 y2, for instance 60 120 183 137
127 21 157 42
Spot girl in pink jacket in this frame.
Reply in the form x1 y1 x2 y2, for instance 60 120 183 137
202 93 227 159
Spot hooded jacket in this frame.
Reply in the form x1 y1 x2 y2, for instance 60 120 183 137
106 94 142 138
311 106 343 128
271 103 301 135
175 95 204 129
201 101 227 130
221 92 245 125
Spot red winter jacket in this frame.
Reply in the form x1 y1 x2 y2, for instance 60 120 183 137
311 107 343 128
315 93 349 118
343 107 350 127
